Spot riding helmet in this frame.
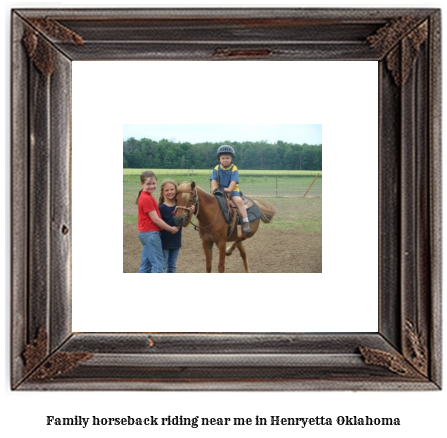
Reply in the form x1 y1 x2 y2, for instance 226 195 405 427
217 145 235 157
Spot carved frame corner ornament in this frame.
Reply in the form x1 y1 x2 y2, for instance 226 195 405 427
22 17 84 76
359 320 429 379
367 17 430 86
23 328 94 381
404 320 429 376
11 8 441 390
359 346 423 379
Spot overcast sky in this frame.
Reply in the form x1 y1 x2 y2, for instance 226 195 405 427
123 124 322 145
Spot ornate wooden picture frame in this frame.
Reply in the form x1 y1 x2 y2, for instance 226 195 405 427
11 8 441 390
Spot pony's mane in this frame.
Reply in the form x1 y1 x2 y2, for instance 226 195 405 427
178 181 193 191
178 181 209 195
177 181 212 202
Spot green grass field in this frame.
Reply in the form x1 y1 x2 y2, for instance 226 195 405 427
124 169 322 233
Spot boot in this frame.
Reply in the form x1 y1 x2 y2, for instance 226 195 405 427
242 221 250 233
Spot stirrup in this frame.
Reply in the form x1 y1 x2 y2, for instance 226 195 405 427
242 222 250 233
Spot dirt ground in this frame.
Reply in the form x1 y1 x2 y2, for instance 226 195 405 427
123 223 322 273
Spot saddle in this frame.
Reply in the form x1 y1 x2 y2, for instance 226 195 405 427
214 191 263 236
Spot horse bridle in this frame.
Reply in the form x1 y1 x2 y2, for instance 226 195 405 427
175 187 224 231
174 188 199 225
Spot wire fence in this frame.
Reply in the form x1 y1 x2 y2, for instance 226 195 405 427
124 171 322 198
235 175 321 198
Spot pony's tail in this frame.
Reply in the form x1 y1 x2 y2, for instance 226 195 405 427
252 198 276 223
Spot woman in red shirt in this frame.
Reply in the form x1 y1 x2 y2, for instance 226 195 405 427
136 171 178 273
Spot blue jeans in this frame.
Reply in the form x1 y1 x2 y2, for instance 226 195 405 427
138 231 164 273
163 248 180 273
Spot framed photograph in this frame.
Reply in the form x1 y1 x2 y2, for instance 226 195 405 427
121 123 324 275
11 8 441 390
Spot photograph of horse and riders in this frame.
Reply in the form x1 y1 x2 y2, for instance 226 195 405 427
123 124 322 273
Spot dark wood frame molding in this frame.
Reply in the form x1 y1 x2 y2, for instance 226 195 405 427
11 8 442 390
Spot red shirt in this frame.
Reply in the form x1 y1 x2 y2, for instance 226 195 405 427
138 191 162 232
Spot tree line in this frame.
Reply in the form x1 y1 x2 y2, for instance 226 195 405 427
123 138 322 170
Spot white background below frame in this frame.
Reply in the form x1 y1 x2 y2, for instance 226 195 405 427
71 60 378 333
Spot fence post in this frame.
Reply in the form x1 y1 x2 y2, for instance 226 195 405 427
276 177 278 197
303 173 319 197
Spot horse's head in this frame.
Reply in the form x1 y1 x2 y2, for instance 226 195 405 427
174 181 197 227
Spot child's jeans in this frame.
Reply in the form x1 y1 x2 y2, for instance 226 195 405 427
163 248 180 273
138 231 165 273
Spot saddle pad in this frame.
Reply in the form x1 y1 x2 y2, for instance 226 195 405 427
214 194 263 224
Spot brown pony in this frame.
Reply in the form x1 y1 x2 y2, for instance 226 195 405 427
174 181 276 273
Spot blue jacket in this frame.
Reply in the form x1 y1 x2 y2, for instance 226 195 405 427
210 164 240 192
